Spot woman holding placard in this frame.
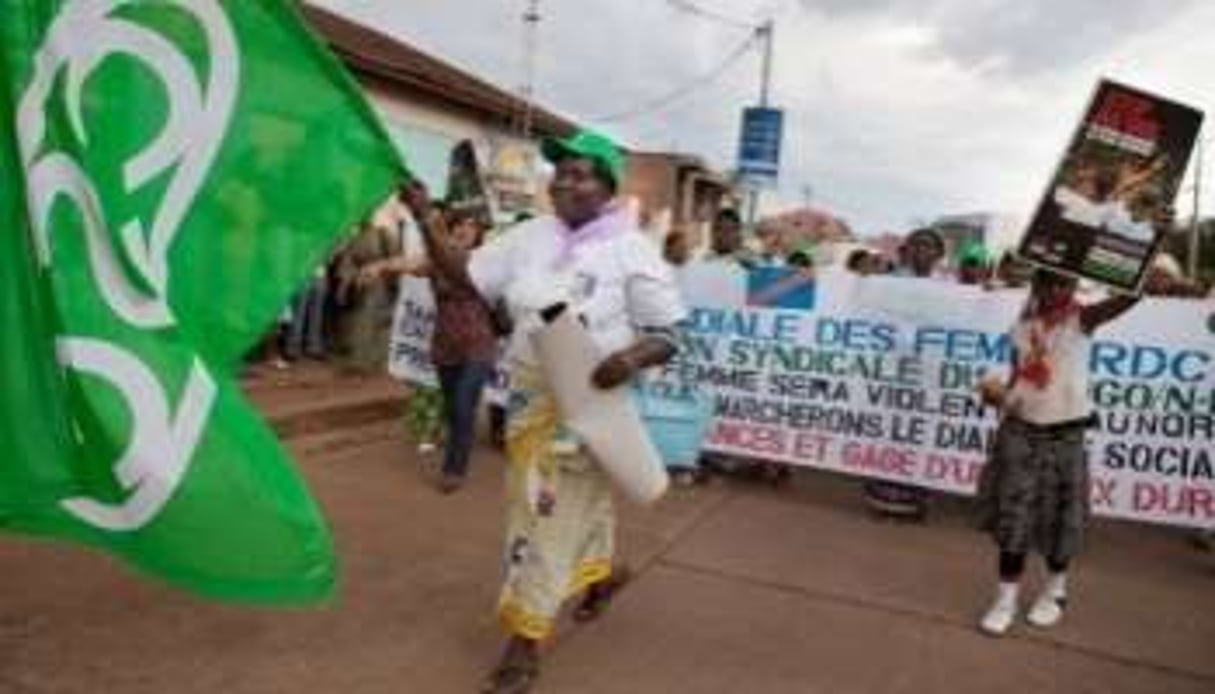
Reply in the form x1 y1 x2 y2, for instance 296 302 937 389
975 265 1178 636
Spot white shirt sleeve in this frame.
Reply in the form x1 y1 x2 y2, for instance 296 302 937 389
622 235 688 329
468 231 517 303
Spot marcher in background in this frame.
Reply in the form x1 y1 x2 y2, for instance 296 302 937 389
663 228 693 267
403 130 685 694
754 220 789 267
334 217 403 374
700 213 800 487
368 207 498 492
862 227 948 519
1147 252 1211 297
662 226 712 489
991 251 1035 289
705 208 755 269
787 241 816 270
284 264 330 361
845 248 894 276
896 226 948 279
362 204 500 492
975 266 1180 636
427 208 497 493
845 248 874 275
956 243 992 285
681 208 756 485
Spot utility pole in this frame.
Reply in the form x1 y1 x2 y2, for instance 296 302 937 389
758 20 774 107
1188 136 1204 278
520 0 541 140
746 20 774 226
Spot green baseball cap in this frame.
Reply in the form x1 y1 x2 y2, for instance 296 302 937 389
957 241 990 266
786 238 817 268
541 129 626 189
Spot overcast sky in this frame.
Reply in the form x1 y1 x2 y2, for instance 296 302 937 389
314 0 1214 240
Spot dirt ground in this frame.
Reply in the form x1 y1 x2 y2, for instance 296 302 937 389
1 369 1211 693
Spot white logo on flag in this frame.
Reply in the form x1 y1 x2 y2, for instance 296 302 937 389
15 1 239 531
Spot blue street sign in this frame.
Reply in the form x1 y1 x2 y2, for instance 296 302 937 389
737 106 784 188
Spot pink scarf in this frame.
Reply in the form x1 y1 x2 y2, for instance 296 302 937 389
553 204 631 268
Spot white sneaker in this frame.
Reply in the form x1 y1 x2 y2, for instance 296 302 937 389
1026 591 1065 628
1027 572 1067 628
979 583 1019 636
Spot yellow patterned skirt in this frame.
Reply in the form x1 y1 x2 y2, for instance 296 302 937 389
497 363 615 641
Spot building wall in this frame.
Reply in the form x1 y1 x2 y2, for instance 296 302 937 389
622 154 735 246
621 155 678 236
629 154 727 240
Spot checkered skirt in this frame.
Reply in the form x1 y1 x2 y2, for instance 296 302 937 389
977 418 1091 561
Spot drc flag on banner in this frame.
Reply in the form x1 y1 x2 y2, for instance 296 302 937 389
746 266 817 310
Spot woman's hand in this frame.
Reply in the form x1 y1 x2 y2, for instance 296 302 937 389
590 335 677 390
976 373 1007 409
590 352 637 390
1143 266 1168 294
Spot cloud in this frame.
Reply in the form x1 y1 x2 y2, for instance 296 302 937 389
314 0 1215 234
798 0 1203 77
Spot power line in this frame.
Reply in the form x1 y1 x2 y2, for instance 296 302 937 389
589 30 760 124
666 0 759 31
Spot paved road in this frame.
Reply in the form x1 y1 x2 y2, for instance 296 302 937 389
1 415 1212 693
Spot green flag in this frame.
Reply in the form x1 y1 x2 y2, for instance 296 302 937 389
0 0 406 603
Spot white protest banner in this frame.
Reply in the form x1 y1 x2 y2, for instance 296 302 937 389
388 276 438 387
387 276 511 398
666 264 1214 529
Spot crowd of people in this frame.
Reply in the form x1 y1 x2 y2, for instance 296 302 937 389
671 204 1211 641
247 211 407 375
256 127 1209 693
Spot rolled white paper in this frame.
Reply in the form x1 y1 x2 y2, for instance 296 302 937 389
530 309 669 504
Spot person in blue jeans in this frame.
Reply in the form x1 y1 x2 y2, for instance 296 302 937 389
428 209 498 492
366 205 498 493
284 266 329 360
